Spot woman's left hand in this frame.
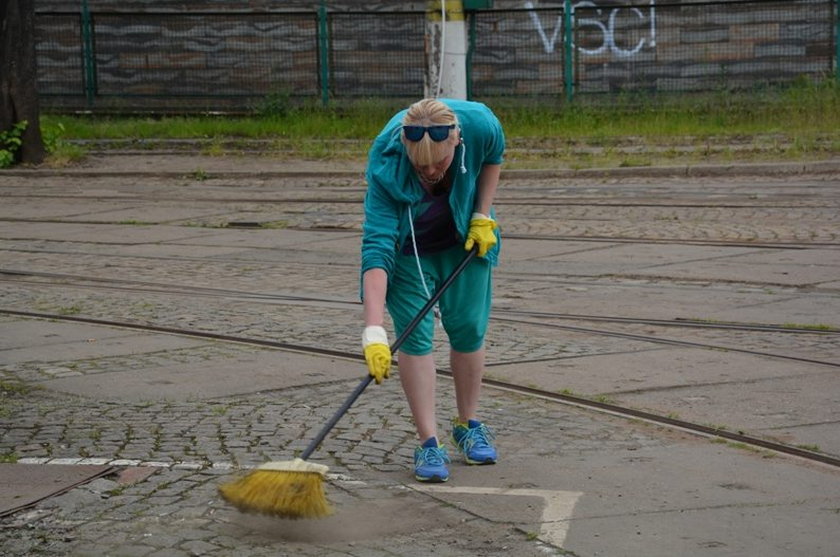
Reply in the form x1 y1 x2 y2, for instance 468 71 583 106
464 213 498 257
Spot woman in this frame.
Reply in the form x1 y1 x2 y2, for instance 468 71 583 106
360 98 504 483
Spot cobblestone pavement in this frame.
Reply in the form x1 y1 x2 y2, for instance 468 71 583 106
1 158 839 556
3 367 674 556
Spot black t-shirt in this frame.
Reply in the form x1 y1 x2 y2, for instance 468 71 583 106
402 184 459 255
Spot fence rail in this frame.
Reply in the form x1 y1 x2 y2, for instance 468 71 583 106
34 0 839 112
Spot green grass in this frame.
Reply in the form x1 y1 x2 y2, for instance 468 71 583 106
44 97 400 141
36 79 840 168
43 81 840 140
781 323 838 332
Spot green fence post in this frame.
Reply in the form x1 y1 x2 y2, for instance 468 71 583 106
318 0 330 107
835 0 839 82
81 0 95 107
467 12 476 100
563 0 574 103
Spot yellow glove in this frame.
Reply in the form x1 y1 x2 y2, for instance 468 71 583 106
362 326 391 384
464 212 498 257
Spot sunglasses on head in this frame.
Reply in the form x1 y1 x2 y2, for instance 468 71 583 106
402 124 456 142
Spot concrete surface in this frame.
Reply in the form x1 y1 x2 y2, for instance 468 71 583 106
0 154 839 556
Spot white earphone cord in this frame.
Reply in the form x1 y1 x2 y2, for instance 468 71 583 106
407 206 441 323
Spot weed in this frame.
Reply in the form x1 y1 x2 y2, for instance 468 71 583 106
106 485 127 497
0 380 33 396
42 121 87 165
190 168 209 181
118 220 152 225
259 220 289 229
0 120 27 168
256 90 294 119
0 452 19 463
618 157 652 168
781 323 837 332
202 140 226 157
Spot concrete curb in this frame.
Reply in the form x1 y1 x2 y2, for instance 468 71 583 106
3 157 840 180
502 159 840 179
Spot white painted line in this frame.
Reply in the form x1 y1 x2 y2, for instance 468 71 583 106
172 462 204 471
139 461 177 468
211 462 238 470
47 458 83 465
15 458 215 470
109 459 143 466
414 485 583 548
78 457 112 465
17 457 50 465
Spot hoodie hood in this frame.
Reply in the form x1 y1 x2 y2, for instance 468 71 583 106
361 99 505 280
367 112 426 205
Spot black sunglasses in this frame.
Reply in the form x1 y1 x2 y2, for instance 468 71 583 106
403 124 456 142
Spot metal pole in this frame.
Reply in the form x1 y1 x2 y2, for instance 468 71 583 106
81 0 95 107
318 0 330 107
427 1 468 99
563 0 574 103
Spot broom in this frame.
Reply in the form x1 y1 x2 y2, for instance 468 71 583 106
218 246 479 519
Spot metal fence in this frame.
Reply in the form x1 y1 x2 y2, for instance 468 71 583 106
35 0 840 112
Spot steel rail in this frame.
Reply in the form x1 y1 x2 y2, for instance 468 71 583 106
492 316 840 369
3 224 837 249
4 269 840 336
3 269 839 338
1 192 836 211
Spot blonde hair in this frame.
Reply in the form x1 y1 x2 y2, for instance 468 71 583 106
401 98 459 167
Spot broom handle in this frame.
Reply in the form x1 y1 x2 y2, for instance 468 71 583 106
300 245 479 460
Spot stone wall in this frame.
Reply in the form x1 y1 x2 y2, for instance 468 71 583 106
33 1 838 110
471 0 835 96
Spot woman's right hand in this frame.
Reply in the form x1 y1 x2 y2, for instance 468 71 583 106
362 325 391 384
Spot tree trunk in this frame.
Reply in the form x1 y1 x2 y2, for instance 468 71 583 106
0 0 45 165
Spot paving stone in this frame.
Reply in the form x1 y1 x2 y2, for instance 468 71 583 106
1 164 838 556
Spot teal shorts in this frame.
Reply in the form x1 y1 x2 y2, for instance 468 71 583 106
386 245 492 356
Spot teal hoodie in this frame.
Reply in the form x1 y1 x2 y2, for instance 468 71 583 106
361 99 505 283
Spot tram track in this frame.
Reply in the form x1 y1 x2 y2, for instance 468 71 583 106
2 268 839 339
3 175 839 475
2 228 838 250
1 307 838 470
1 193 836 210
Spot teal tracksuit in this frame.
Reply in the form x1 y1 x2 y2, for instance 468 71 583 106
361 99 505 355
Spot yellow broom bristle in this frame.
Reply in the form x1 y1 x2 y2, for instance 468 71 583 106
218 465 332 519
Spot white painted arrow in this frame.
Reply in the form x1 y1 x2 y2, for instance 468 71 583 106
413 485 583 548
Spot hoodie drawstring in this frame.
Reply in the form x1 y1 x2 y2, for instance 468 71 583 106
407 205 442 325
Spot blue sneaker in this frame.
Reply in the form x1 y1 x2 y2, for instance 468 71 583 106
414 437 450 483
451 419 497 465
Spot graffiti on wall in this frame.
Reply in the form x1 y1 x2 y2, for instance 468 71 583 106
525 0 656 58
